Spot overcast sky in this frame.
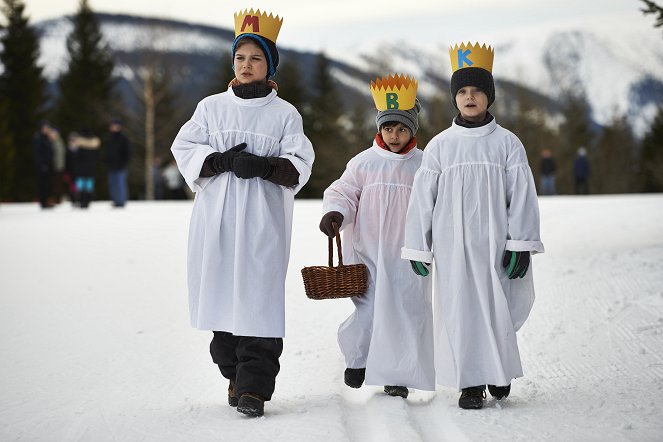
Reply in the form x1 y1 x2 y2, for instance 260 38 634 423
23 0 646 51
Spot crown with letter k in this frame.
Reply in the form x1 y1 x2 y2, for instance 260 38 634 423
449 42 494 73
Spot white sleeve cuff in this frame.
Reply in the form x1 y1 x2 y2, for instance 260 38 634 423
506 240 545 254
401 247 434 263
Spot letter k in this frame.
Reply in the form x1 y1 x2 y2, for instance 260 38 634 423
457 49 473 68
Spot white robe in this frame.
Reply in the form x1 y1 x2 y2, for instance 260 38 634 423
171 88 314 337
323 142 435 391
401 118 544 390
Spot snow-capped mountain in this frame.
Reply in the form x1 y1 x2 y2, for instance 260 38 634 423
33 12 663 138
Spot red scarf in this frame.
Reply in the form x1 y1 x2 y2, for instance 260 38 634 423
375 133 417 155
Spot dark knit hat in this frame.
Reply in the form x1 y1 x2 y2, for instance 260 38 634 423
376 98 421 136
450 67 495 109
232 34 280 78
451 68 495 109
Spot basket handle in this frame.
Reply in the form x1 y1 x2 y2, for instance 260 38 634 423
328 221 343 267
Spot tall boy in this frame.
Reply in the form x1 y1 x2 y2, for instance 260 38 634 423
402 43 544 409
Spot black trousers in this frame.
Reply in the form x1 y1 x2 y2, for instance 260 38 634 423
37 169 52 207
210 331 283 401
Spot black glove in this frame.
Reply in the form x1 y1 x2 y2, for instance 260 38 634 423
211 143 247 173
502 250 530 279
319 211 344 237
410 261 430 277
233 152 272 179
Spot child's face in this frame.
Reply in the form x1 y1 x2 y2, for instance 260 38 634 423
380 122 412 152
456 86 488 122
233 40 268 84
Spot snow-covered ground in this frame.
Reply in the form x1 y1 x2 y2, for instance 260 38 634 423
1 195 662 442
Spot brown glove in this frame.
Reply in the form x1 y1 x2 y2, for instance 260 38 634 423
319 211 344 237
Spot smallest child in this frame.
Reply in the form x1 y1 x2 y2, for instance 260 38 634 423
320 74 435 398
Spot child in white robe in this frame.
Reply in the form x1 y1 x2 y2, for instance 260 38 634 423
402 43 544 409
320 75 435 399
171 9 314 417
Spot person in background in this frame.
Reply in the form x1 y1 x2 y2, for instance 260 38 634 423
48 127 67 204
152 156 165 200
162 158 187 200
105 118 131 207
573 146 590 195
539 148 556 196
32 120 54 209
72 129 100 209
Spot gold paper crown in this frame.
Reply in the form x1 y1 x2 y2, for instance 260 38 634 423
370 74 418 111
234 8 283 43
449 42 494 73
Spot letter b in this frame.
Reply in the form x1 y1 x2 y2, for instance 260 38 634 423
386 93 399 109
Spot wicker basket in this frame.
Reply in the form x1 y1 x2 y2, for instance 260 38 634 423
301 222 368 300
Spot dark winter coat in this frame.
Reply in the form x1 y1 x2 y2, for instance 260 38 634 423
74 135 100 177
32 132 54 172
541 157 556 176
105 131 131 171
573 156 590 180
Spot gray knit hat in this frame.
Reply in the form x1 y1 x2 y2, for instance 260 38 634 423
376 98 421 136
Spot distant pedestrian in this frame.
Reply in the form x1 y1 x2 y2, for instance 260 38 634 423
162 158 187 200
32 120 54 209
573 147 590 195
49 127 66 203
72 129 100 209
105 118 131 207
539 148 556 195
152 156 165 200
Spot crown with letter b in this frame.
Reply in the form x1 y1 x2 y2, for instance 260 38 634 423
234 8 283 43
369 74 418 111
449 42 494 73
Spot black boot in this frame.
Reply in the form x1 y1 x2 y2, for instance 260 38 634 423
228 379 238 407
79 191 90 208
487 383 511 400
237 392 265 417
384 385 409 398
344 368 366 388
459 385 486 409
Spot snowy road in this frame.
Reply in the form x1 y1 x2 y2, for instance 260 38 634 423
1 195 662 441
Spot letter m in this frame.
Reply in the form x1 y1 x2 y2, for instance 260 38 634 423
241 15 260 33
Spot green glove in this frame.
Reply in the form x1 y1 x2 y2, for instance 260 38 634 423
502 250 530 279
410 261 430 277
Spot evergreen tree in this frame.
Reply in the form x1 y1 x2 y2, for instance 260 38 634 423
207 52 234 96
503 87 563 193
0 0 47 201
417 92 455 148
592 114 638 194
0 98 15 201
557 92 594 194
53 0 115 138
641 106 663 192
641 0 663 32
299 52 347 198
274 56 308 113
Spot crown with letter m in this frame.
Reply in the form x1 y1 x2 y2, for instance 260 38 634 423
370 74 418 111
234 8 283 42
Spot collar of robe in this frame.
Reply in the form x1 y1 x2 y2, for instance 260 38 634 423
454 112 494 128
374 133 418 155
452 113 498 137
